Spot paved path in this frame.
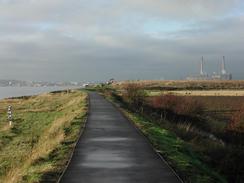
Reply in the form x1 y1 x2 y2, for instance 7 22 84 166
60 92 181 183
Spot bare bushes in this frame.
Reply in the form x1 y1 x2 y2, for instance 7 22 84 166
227 105 244 132
123 84 146 111
151 95 204 116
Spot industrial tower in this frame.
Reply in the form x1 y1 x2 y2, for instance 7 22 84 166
186 56 232 80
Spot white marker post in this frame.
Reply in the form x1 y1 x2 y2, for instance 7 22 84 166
7 105 13 126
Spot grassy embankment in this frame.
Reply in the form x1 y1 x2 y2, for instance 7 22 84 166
0 90 88 183
124 111 226 183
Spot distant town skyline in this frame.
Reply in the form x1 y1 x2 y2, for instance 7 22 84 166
0 79 83 87
0 0 244 81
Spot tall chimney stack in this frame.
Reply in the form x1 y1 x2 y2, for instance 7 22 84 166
200 56 204 75
221 56 227 74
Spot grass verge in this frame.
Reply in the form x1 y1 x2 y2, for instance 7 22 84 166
124 111 226 183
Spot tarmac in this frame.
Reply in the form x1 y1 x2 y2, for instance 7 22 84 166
60 92 181 183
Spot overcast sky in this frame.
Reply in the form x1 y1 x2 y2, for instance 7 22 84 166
0 0 243 82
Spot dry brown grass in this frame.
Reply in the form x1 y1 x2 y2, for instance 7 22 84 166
149 90 244 96
113 80 244 90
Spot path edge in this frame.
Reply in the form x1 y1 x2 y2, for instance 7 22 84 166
102 93 184 183
57 93 90 183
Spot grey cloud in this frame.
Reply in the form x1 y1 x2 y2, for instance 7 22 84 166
0 0 243 81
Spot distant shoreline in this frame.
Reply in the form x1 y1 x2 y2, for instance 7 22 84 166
0 86 81 100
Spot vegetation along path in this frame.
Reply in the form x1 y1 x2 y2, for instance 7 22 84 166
60 92 181 183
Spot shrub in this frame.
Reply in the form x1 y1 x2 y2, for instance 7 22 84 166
152 94 179 110
123 83 146 110
151 95 204 116
227 105 244 132
174 97 204 116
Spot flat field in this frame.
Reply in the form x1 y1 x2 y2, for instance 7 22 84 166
114 80 244 90
148 90 244 96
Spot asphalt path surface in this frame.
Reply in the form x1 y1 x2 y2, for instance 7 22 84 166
60 92 181 183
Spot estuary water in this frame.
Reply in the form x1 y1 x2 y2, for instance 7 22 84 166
0 86 81 100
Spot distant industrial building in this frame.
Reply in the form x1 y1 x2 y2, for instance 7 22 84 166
186 56 232 80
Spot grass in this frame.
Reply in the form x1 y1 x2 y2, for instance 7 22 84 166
0 90 88 183
121 109 227 183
